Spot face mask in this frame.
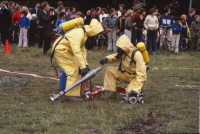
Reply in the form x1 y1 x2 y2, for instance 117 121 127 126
117 47 125 56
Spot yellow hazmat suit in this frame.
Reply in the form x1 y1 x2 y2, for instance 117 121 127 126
103 35 147 94
52 19 103 96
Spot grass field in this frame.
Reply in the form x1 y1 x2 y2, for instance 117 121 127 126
0 44 199 133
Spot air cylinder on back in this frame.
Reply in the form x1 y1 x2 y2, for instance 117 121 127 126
59 18 84 31
137 42 150 65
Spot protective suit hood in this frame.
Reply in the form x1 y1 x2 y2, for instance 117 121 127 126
84 19 103 37
116 35 137 57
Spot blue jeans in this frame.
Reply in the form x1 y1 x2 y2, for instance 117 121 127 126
132 29 143 46
114 31 124 52
146 30 157 54
179 33 186 51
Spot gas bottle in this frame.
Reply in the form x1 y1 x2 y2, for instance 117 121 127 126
137 42 150 65
59 18 84 31
59 68 67 91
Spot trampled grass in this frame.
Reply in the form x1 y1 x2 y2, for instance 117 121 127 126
0 44 199 133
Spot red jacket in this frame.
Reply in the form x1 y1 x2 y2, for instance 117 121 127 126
131 12 139 21
12 11 21 25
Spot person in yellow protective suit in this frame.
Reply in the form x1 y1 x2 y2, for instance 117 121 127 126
52 19 103 101
100 34 147 99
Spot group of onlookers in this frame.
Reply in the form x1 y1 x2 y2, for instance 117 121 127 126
0 1 199 56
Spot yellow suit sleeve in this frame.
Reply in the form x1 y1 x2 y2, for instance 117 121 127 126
132 51 147 90
106 53 122 63
81 46 88 65
66 29 86 70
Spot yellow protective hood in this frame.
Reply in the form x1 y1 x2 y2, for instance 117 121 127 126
84 19 103 37
116 35 137 57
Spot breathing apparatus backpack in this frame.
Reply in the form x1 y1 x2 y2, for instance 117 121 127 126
50 18 85 75
118 42 150 74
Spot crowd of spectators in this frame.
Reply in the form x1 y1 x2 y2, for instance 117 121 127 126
0 1 199 56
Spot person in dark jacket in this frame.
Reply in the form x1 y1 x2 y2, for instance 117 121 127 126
116 9 127 38
39 2 55 56
0 4 12 45
85 8 100 50
29 14 37 47
132 8 146 46
187 8 196 29
31 2 41 19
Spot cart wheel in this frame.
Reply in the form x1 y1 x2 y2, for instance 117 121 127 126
121 97 128 103
129 97 137 104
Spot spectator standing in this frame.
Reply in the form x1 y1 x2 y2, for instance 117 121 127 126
171 17 182 53
132 8 146 46
115 9 127 52
68 7 76 20
8 1 15 16
187 8 196 29
153 6 158 14
56 1 64 19
179 14 190 51
85 8 100 50
18 11 30 48
96 7 101 17
159 6 173 49
39 2 55 56
100 17 108 50
22 6 32 20
131 6 140 21
77 11 85 21
103 8 118 51
0 3 12 45
99 8 108 22
8 1 15 43
117 4 125 17
55 12 66 29
125 10 134 41
31 2 41 19
116 9 127 37
65 7 70 21
57 7 65 19
144 8 159 55
131 6 140 43
190 15 200 51
12 5 22 45
29 14 37 47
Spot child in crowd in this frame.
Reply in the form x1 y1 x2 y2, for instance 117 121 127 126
29 14 37 47
179 14 190 51
55 12 67 29
18 11 30 48
171 17 182 53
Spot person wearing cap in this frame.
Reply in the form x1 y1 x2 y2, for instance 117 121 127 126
29 14 37 47
18 11 30 48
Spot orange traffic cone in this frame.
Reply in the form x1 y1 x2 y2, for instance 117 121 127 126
5 40 11 54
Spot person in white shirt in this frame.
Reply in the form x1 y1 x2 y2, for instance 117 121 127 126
144 8 159 55
22 6 32 20
99 8 108 22
117 4 125 17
